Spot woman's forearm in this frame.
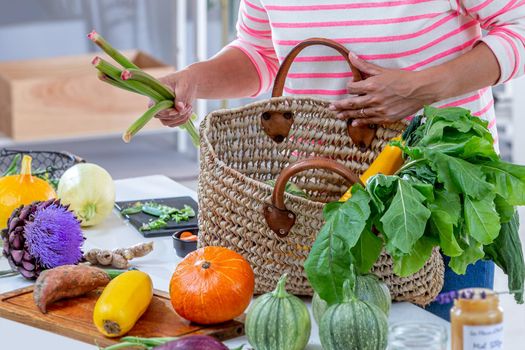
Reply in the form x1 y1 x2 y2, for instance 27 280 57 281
186 46 261 99
420 42 501 104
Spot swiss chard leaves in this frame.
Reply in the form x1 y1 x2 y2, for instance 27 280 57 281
484 212 524 303
350 226 383 275
305 106 525 304
392 236 438 277
463 194 501 245
304 185 371 305
429 190 463 257
481 160 525 206
449 235 485 275
425 150 494 199
381 178 431 254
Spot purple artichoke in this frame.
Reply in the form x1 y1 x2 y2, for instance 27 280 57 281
1 199 84 279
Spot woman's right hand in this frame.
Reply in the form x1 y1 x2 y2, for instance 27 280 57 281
154 69 197 127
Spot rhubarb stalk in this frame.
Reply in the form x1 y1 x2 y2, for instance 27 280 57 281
89 30 201 146
88 30 139 70
121 69 174 100
97 72 137 93
92 57 164 102
123 100 174 143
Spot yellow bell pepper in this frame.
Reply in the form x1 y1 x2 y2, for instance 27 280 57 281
340 136 404 202
93 270 153 337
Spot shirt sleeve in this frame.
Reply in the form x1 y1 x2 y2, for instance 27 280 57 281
450 1 525 84
226 0 279 96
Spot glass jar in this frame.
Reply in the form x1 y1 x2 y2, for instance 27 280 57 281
451 288 503 350
388 322 448 350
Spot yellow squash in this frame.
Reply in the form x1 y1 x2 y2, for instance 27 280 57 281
340 136 404 202
0 155 56 230
93 270 153 337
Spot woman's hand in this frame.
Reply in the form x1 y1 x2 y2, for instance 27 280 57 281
330 53 440 127
154 69 197 128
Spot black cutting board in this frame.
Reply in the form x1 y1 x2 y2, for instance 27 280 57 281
115 196 199 238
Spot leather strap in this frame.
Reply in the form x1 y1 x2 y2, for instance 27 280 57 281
262 38 377 149
272 38 363 97
263 157 362 237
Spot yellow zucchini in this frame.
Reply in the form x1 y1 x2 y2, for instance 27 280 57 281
93 270 153 337
340 136 404 202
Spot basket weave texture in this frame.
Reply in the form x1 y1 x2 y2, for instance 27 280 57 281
198 96 444 305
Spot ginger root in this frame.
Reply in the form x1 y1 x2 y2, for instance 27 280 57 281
84 242 154 269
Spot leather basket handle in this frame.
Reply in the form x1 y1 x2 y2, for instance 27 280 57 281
261 37 377 149
263 157 363 237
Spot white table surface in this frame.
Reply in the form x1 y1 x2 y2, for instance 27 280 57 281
0 175 450 350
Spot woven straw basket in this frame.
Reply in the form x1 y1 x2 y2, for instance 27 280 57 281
198 39 444 305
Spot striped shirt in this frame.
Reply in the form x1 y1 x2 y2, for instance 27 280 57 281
228 0 525 143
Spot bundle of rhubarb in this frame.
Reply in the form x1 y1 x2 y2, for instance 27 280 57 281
88 31 199 145
305 106 525 306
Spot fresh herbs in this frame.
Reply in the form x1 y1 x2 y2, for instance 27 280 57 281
305 106 525 305
121 201 196 231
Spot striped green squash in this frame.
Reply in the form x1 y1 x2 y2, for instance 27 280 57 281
245 274 311 350
320 278 388 350
312 273 391 324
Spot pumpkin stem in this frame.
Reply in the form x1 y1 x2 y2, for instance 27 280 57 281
273 273 289 298
20 155 33 178
201 261 211 269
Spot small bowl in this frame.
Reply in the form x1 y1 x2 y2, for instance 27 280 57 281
173 228 199 258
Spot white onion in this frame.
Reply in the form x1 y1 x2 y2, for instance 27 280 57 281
57 163 115 227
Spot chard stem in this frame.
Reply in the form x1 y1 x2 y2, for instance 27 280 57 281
123 100 174 143
88 30 139 70
395 158 425 175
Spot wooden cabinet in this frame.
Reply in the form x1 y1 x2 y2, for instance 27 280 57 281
0 51 174 141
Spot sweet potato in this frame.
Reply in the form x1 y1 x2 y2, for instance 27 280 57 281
33 265 113 313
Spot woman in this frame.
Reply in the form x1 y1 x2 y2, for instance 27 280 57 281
158 0 525 319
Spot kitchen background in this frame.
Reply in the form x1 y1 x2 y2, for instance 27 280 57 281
0 0 524 348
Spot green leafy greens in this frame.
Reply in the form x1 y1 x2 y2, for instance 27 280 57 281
305 106 525 305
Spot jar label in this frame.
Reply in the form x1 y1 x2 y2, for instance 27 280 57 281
463 323 503 350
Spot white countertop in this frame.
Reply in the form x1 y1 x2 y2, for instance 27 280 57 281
0 175 450 350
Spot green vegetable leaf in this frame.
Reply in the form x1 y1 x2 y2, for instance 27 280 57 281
494 195 515 224
424 105 471 122
484 212 524 303
366 174 398 212
399 162 437 185
429 190 463 257
425 150 493 199
304 185 371 304
480 160 525 206
350 227 383 275
449 236 485 275
392 236 437 277
463 194 500 245
381 179 431 254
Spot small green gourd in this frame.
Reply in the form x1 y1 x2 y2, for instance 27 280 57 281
245 274 311 350
312 273 391 324
319 275 388 350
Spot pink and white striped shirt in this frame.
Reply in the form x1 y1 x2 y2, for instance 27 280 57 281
228 0 525 143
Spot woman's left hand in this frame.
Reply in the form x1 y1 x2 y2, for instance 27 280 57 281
329 53 439 127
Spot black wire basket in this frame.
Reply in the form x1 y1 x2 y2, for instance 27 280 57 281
0 149 84 181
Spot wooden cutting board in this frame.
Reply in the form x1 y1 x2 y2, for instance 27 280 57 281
0 286 245 347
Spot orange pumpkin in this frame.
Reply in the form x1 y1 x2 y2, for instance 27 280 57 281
169 246 255 324
0 155 56 230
